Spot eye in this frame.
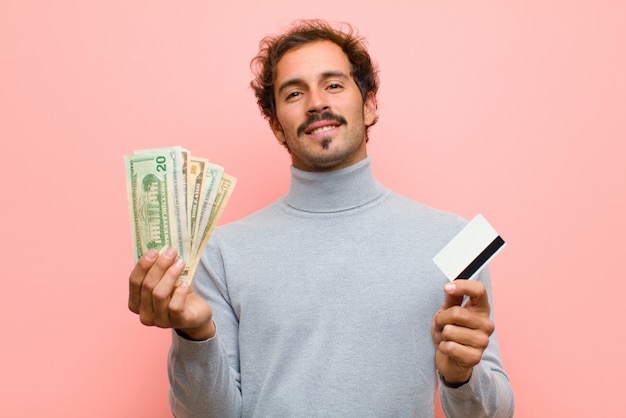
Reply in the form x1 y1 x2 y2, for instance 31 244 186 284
285 91 302 101
326 83 344 93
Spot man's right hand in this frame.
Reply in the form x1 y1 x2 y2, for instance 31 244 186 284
128 247 215 341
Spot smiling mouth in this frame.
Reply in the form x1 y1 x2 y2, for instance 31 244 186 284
297 112 347 137
308 124 339 135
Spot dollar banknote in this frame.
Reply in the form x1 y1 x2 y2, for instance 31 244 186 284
191 172 237 273
187 156 209 247
124 146 236 282
190 164 224 260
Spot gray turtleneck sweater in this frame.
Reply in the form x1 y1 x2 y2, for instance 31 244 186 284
168 157 514 417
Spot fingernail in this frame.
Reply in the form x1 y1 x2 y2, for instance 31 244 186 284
174 258 185 268
145 249 158 260
444 282 456 293
164 247 176 258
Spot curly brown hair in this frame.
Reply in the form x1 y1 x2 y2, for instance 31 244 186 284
250 19 379 137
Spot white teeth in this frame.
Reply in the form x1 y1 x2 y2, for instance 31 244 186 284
310 125 336 135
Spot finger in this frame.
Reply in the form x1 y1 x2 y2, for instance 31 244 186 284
433 280 473 335
444 280 490 313
139 247 178 326
152 257 186 327
168 281 191 318
169 286 216 340
440 323 491 350
167 281 201 328
437 339 484 369
433 304 493 337
128 248 159 314
440 287 464 310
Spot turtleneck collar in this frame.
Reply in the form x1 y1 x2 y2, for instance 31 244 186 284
282 157 386 213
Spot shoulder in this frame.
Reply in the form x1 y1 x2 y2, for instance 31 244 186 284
384 190 467 229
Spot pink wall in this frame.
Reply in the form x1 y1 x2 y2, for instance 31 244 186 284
2 1 625 416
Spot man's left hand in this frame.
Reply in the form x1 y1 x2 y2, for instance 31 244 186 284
431 280 495 386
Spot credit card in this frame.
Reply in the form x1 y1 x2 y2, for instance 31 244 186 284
433 214 505 281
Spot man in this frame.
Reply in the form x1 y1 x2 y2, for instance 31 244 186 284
129 19 514 417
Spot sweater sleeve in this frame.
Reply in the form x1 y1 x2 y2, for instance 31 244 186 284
439 269 515 418
168 331 242 418
167 237 243 418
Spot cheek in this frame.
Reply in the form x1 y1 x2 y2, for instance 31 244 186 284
275 107 293 128
279 111 303 137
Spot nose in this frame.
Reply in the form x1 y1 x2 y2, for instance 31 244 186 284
307 89 329 114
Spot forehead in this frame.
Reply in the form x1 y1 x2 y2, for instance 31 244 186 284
274 40 352 85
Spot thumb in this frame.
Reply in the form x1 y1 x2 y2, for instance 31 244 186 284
440 281 464 309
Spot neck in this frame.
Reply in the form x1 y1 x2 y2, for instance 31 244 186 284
283 157 385 213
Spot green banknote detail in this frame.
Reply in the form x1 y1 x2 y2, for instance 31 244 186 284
125 147 190 278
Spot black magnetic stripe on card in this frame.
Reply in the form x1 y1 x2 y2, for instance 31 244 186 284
455 236 505 280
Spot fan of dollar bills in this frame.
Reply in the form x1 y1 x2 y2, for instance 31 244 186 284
124 146 236 282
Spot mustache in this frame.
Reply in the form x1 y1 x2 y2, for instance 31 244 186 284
297 112 347 137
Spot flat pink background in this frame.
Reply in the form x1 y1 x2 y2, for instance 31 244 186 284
2 1 625 417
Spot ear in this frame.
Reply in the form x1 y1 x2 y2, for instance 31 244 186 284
270 118 286 145
363 93 377 127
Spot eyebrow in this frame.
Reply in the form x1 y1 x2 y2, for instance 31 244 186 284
277 71 350 95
